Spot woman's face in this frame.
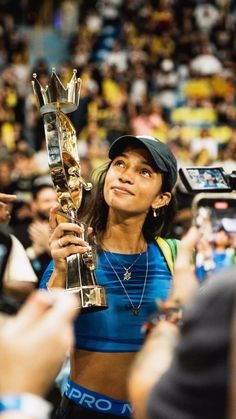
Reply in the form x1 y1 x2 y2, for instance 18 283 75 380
104 146 171 217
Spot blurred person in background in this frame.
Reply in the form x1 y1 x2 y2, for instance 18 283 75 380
0 192 37 302
10 148 39 203
0 193 17 227
190 128 218 163
0 158 15 195
26 182 58 283
9 199 33 249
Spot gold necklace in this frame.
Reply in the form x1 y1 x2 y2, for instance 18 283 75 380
103 249 144 280
103 249 148 315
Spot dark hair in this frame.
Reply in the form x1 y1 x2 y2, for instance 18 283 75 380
81 162 177 245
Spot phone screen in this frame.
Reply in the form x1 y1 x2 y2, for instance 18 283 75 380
186 168 229 190
194 196 236 282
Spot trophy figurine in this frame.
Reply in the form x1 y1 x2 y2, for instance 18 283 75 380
32 68 107 312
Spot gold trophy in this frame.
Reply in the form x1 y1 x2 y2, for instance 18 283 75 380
32 68 107 312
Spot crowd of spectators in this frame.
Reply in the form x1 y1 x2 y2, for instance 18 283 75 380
0 0 235 254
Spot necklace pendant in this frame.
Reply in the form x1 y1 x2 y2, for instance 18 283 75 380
123 270 131 281
133 308 139 316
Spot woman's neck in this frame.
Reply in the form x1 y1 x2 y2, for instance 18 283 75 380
101 214 147 254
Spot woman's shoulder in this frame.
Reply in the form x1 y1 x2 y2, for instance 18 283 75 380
154 236 180 275
154 237 180 258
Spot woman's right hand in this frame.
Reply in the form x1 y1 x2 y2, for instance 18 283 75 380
49 205 91 274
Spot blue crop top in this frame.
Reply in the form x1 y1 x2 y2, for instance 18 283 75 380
40 241 172 352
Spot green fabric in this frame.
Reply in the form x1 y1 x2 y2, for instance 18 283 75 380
165 238 180 262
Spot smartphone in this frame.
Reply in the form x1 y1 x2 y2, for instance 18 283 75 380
179 167 232 193
192 193 236 282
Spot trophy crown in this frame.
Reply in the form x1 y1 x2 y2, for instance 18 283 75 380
32 68 81 114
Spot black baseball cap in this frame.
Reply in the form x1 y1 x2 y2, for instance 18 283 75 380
109 135 177 190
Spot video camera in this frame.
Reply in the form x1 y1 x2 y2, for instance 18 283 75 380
179 167 236 194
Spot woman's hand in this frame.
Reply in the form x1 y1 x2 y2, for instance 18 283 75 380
49 206 91 274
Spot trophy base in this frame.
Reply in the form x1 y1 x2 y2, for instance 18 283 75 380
65 285 108 313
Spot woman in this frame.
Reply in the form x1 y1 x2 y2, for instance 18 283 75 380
40 135 178 418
